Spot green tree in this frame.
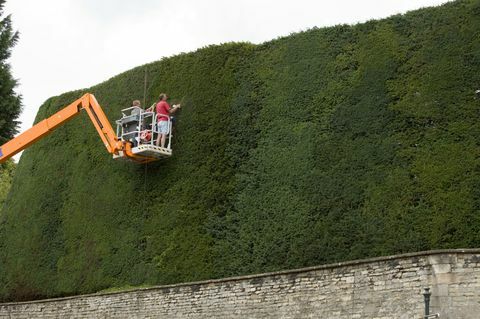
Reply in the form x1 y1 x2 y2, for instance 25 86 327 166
0 0 21 207
0 0 21 300
0 0 21 144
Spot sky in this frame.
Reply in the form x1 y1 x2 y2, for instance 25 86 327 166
4 0 451 161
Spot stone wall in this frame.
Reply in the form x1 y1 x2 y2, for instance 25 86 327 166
1 249 479 318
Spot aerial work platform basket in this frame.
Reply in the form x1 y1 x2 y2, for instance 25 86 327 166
114 106 173 162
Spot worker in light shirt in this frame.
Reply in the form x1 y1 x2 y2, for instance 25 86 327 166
155 93 181 148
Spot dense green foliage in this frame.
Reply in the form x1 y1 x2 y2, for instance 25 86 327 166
0 160 14 208
1 0 480 301
0 0 20 218
0 0 21 144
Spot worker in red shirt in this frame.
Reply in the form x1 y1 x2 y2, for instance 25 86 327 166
155 93 181 148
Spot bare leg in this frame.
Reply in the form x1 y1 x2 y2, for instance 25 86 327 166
156 134 161 146
161 134 166 148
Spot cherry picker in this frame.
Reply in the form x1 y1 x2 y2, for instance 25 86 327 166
0 93 173 164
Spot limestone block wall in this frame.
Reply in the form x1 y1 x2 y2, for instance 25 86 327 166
0 249 479 318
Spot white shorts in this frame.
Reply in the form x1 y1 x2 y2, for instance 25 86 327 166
156 121 170 134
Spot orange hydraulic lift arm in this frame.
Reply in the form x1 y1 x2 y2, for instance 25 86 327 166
0 93 124 163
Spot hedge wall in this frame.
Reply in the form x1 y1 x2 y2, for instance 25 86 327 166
1 0 480 301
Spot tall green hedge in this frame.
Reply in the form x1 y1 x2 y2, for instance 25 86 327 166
1 0 480 301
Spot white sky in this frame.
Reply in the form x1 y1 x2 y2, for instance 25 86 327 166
4 0 451 161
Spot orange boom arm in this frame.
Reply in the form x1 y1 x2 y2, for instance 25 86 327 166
0 93 151 163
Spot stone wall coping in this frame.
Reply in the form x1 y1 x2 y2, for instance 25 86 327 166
1 248 479 306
